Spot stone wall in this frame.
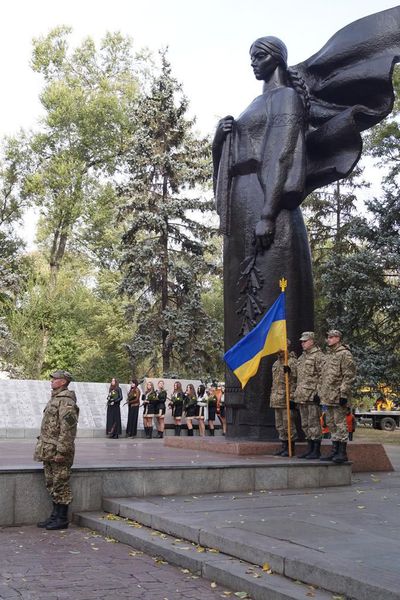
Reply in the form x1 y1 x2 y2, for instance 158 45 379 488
0 377 202 438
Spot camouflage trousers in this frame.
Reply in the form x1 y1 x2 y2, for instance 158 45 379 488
325 405 348 442
43 461 73 505
274 408 297 441
299 403 322 440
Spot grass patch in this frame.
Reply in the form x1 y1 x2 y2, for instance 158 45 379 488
353 426 400 445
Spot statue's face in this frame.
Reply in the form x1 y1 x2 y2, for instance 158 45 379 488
250 45 279 80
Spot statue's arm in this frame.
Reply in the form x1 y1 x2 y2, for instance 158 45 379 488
212 115 234 192
255 89 305 250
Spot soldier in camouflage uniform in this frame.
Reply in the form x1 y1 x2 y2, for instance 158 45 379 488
319 330 356 464
295 332 325 459
270 345 297 457
34 370 79 530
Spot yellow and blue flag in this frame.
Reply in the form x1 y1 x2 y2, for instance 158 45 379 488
224 292 287 389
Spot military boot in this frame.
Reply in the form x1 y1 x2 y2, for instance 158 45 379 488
320 441 339 461
37 502 57 528
148 427 153 439
298 440 313 459
174 425 181 436
306 440 321 459
209 428 215 436
332 442 348 464
46 504 69 530
273 441 287 456
157 431 163 439
281 441 295 457
187 429 194 436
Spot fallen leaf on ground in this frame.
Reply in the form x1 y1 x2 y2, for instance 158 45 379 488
262 562 270 571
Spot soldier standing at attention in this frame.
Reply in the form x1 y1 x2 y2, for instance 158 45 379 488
270 344 297 457
34 370 79 530
320 330 356 464
295 332 325 459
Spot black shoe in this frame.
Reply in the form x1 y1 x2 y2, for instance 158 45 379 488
174 425 181 436
273 441 287 456
298 440 313 459
187 429 194 436
37 502 57 528
209 429 215 436
281 441 295 457
306 440 321 459
157 431 164 438
332 442 348 464
320 441 339 461
46 504 69 530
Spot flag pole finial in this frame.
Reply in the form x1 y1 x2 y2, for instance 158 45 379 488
279 277 287 292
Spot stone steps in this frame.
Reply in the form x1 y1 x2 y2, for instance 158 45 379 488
76 510 334 600
85 495 400 600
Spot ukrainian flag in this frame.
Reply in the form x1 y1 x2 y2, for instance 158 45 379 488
224 292 287 389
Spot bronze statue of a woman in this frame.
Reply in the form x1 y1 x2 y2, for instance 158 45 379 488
213 7 400 439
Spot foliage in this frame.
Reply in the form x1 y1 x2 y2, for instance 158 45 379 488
8 253 132 381
303 166 400 389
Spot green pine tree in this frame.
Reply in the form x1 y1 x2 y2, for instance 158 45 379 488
120 51 222 378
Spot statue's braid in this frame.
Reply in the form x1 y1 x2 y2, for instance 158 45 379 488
287 68 311 121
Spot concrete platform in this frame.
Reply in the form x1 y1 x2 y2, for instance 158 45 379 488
164 437 394 472
0 438 351 527
76 466 400 600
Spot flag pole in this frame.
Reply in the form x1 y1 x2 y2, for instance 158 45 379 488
279 277 292 457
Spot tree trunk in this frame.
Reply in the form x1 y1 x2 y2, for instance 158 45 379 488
35 222 69 376
161 175 170 374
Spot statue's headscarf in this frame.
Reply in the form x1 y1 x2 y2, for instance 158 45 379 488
250 36 288 67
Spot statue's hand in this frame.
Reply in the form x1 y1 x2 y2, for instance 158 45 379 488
213 115 234 146
255 218 276 251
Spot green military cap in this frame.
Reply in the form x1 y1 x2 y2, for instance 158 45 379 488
50 369 73 383
299 331 315 341
327 329 342 338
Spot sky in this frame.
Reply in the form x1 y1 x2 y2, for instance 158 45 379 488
1 0 399 135
2 0 398 244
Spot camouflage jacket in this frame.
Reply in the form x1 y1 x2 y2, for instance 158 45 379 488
294 346 325 404
319 344 356 405
270 354 297 409
34 387 79 464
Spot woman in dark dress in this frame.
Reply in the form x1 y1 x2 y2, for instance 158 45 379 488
169 381 184 436
126 379 140 437
217 385 227 435
206 385 218 436
184 384 197 437
106 377 122 438
142 381 158 439
155 380 167 439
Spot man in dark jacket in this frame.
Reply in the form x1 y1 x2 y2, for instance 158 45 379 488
34 369 79 530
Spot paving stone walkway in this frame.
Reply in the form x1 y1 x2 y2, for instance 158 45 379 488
0 524 237 600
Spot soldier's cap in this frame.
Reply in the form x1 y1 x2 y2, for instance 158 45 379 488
299 331 315 341
50 369 73 383
327 329 342 339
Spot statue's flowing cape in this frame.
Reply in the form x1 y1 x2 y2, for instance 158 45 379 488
299 6 400 193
